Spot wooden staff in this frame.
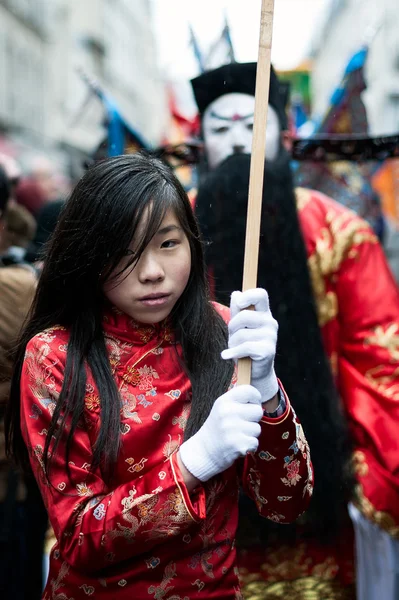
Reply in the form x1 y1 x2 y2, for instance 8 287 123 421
237 0 276 386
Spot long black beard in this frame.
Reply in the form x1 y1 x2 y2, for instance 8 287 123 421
196 151 354 541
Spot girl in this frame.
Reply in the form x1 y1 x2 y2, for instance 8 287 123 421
6 153 312 599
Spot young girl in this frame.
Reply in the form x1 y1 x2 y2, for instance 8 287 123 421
6 154 313 599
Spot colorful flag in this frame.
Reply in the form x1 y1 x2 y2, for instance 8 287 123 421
77 71 149 160
316 47 369 135
189 25 205 73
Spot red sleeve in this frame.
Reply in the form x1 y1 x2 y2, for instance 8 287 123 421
240 384 313 524
335 229 399 530
20 334 206 574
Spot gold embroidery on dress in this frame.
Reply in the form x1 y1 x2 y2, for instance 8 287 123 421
354 483 399 539
148 561 189 600
109 484 192 543
49 560 74 600
295 187 313 212
163 434 182 460
172 403 190 431
240 543 355 599
364 365 399 400
241 576 355 600
364 323 399 361
352 451 369 477
307 209 378 327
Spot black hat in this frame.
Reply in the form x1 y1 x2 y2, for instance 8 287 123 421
191 62 289 129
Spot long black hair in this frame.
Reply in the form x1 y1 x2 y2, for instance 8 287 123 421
196 151 354 539
6 153 234 484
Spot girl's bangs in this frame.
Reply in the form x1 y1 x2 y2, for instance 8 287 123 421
105 182 184 284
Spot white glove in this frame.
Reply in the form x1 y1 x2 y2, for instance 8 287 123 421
221 288 279 402
179 385 263 482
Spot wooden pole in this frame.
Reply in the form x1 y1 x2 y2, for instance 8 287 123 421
237 0 276 386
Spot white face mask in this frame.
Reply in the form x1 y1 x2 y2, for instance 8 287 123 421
202 93 281 170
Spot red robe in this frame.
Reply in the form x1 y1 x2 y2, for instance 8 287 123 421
239 189 399 599
297 188 399 532
20 303 313 599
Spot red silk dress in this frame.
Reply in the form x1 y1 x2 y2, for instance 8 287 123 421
297 189 399 534
20 303 313 599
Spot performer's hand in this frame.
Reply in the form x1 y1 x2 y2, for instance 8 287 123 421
221 288 279 403
178 385 263 482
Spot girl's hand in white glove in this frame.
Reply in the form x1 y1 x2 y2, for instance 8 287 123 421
221 288 279 402
178 385 263 483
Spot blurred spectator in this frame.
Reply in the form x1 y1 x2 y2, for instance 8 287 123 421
0 204 36 266
0 154 21 201
0 166 10 218
25 200 65 264
14 178 46 218
0 165 46 599
28 156 60 203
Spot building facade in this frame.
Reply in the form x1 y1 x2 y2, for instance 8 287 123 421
0 0 167 177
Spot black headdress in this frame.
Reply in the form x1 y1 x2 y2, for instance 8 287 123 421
191 62 288 129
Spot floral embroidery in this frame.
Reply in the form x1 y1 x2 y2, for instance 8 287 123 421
281 459 302 487
76 483 93 497
85 393 100 411
282 431 289 440
152 413 161 421
278 496 293 501
139 365 159 391
122 366 141 386
159 471 166 480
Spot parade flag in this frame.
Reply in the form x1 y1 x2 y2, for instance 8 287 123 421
101 95 149 157
77 70 149 159
317 47 369 135
189 25 205 73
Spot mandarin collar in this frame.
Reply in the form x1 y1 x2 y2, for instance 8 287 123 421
102 304 174 346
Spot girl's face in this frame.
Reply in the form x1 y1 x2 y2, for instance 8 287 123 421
104 208 191 324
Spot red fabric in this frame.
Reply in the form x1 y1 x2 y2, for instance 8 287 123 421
298 190 399 531
20 303 313 599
